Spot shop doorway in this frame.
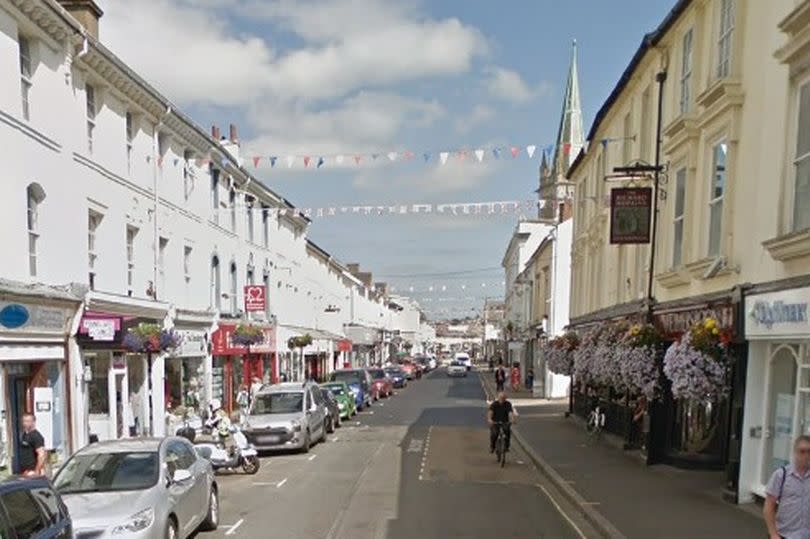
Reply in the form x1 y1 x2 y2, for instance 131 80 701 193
9 374 29 474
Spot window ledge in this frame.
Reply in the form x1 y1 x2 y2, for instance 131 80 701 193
663 113 700 154
655 268 691 289
684 256 737 280
775 0 810 67
696 78 743 110
762 229 810 261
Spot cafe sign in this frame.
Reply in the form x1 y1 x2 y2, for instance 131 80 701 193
610 187 652 244
745 287 810 339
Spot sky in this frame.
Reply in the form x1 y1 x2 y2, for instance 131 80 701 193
97 0 674 319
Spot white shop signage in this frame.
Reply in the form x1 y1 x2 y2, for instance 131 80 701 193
745 286 810 339
0 301 71 335
175 329 206 357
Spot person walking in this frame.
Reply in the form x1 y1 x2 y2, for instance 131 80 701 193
764 435 810 539
526 368 535 391
510 364 521 391
17 413 46 476
495 363 506 392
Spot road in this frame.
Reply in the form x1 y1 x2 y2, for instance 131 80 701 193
200 369 598 539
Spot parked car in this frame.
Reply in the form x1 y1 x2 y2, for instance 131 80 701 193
243 382 328 453
0 476 72 539
399 362 416 380
367 368 394 398
455 352 472 371
384 367 407 389
330 369 373 409
321 381 357 419
447 360 468 377
55 437 218 539
428 356 438 370
320 387 342 432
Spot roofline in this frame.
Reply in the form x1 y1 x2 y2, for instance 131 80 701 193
567 0 692 178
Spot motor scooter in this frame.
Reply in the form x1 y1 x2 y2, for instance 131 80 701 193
180 425 261 475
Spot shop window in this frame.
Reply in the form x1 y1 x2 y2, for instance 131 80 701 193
792 82 810 232
708 141 727 256
88 355 110 415
762 345 799 481
26 183 45 277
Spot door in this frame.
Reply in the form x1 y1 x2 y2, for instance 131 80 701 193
9 375 29 474
761 345 799 484
176 440 207 528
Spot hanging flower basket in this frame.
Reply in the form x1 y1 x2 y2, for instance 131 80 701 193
123 323 181 354
287 334 313 350
663 318 731 401
232 324 265 347
544 331 579 376
614 323 663 399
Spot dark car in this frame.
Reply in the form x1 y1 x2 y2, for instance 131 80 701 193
0 476 72 538
384 367 407 388
330 369 373 409
320 387 342 432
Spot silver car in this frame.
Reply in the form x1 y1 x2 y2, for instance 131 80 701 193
54 437 218 539
243 382 328 453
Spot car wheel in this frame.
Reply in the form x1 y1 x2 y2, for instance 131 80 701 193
319 420 327 443
199 487 219 531
242 455 260 475
301 430 311 453
166 517 178 539
326 414 335 433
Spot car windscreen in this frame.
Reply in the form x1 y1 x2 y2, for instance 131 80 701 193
54 451 159 494
251 392 303 414
332 371 362 384
384 369 402 376
326 386 346 396
368 369 386 379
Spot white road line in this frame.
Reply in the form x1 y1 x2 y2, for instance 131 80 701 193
252 482 277 486
308 454 317 461
276 478 288 488
224 519 244 536
536 484 587 539
331 436 339 443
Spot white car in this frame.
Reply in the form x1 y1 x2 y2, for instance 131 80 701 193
447 361 468 377
428 356 438 370
454 353 472 371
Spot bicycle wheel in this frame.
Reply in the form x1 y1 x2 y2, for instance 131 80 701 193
499 439 507 467
495 435 504 464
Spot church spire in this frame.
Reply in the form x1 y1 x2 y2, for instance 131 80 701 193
552 39 584 178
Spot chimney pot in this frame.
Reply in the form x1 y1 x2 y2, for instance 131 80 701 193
211 125 220 140
229 124 238 142
57 0 103 39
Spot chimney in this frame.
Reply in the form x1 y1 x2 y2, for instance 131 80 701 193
211 125 221 141
229 124 239 143
58 1 103 39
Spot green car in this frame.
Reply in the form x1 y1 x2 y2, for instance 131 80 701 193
322 382 357 420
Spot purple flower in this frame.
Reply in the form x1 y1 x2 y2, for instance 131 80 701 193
663 332 728 401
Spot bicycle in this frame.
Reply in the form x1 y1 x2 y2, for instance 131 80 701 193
493 422 509 467
586 406 606 440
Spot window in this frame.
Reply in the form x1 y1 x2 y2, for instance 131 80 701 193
86 84 96 153
229 188 237 232
183 245 192 282
680 29 693 114
126 112 134 174
246 266 255 285
263 272 271 318
126 225 138 296
793 82 810 231
158 237 168 298
26 183 45 277
211 167 220 224
19 35 32 120
672 168 687 267
246 196 255 242
2 490 45 537
708 142 727 256
88 210 102 289
230 262 238 314
211 256 221 310
183 150 194 201
622 110 633 164
640 87 651 161
30 486 60 526
261 204 270 247
717 0 734 79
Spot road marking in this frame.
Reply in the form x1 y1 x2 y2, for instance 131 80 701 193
581 501 601 506
368 411 375 415
308 454 317 461
252 482 277 486
330 436 339 443
224 519 244 536
536 484 587 539
276 478 288 488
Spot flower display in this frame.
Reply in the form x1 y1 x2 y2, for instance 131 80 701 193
123 323 181 353
544 331 579 376
232 324 265 347
663 318 730 401
287 334 313 350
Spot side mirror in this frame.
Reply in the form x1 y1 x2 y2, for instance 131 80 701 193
172 469 193 483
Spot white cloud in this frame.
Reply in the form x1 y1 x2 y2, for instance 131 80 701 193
484 67 543 103
455 104 495 133
352 158 499 195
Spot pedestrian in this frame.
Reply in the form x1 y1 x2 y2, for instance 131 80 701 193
764 435 810 539
630 395 648 449
17 413 46 476
250 376 262 403
510 364 520 391
526 368 534 391
495 363 506 392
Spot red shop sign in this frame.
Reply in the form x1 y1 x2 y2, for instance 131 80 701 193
244 285 267 312
337 339 353 353
212 324 276 355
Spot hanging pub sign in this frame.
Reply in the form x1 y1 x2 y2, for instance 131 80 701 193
610 187 652 244
244 285 266 312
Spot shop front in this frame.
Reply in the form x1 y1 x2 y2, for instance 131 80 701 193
0 286 79 475
738 282 810 503
211 322 276 414
344 325 380 368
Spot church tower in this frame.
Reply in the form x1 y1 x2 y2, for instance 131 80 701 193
538 40 584 219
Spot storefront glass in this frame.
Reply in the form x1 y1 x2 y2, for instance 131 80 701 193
165 358 204 414
673 399 720 456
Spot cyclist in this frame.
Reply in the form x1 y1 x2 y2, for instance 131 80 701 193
488 391 517 453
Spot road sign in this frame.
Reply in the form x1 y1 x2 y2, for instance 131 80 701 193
244 285 267 312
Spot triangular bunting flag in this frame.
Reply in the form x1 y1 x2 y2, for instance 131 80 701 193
252 156 261 168
526 145 536 158
492 148 501 159
304 156 311 167
173 158 180 167
372 153 379 161
475 149 484 162
404 151 414 160
336 155 344 165
457 150 467 161
510 146 520 158
317 156 324 168
146 156 152 163
439 152 449 165
354 155 362 165
157 156 164 168
270 156 277 168
387 151 398 162
286 155 295 168
423 153 431 162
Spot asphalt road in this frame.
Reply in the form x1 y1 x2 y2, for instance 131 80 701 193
199 369 598 539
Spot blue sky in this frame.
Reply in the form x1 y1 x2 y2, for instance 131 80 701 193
99 0 674 319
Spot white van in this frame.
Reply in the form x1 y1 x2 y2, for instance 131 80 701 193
454 353 472 371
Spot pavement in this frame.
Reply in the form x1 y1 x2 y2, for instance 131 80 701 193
480 372 766 539
198 368 599 539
